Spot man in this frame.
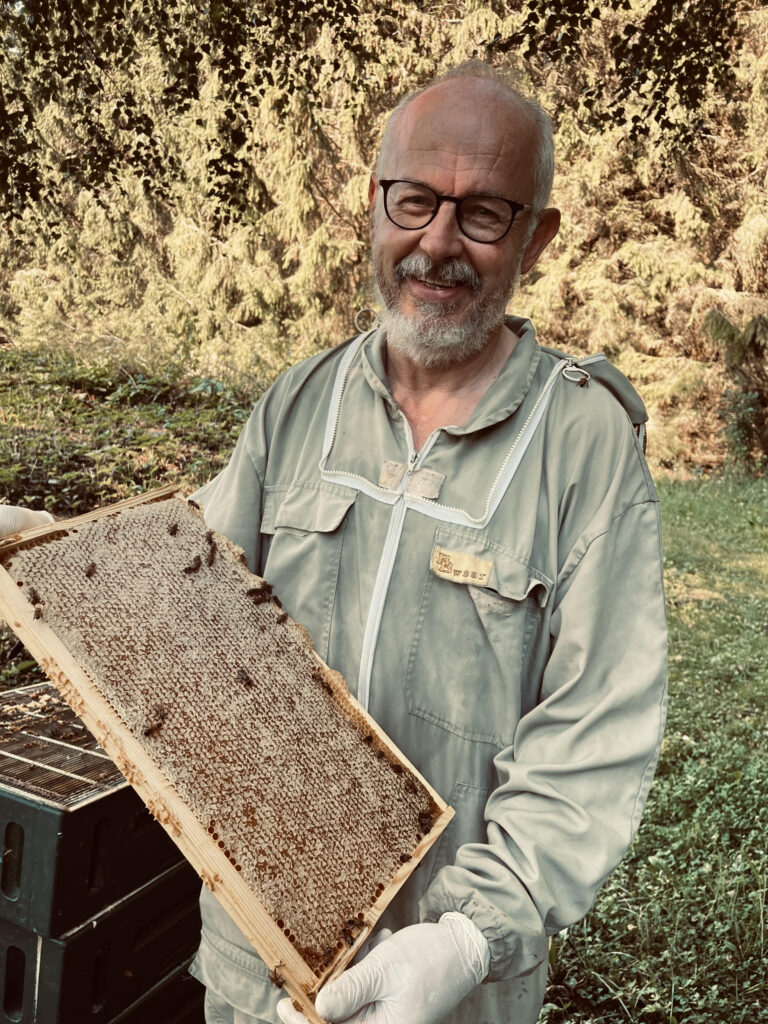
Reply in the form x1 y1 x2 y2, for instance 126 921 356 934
1 64 667 1024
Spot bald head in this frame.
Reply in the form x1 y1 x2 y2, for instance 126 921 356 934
376 67 555 211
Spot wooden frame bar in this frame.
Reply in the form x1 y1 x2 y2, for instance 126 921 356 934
0 488 453 1021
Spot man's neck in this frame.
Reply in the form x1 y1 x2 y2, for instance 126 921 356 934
384 323 519 451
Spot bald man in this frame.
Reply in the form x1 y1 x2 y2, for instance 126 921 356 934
1 64 667 1024
184 64 667 1024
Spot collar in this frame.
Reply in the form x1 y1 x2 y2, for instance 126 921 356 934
359 315 541 434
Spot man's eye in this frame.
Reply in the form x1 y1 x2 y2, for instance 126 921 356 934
396 193 433 210
464 202 503 223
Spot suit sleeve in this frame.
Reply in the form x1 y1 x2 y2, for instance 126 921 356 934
192 402 268 572
420 445 667 981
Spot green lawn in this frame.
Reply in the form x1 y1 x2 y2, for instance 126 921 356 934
2 346 766 1022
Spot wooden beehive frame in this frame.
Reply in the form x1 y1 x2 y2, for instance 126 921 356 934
0 487 453 1022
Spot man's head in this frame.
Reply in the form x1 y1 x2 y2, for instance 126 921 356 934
369 65 560 368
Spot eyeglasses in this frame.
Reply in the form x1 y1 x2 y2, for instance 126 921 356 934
379 179 532 244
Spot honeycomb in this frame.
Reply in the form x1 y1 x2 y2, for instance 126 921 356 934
2 498 437 974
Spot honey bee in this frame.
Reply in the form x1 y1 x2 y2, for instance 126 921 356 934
246 583 272 605
142 703 167 737
276 611 288 624
187 500 201 511
168 523 179 536
418 810 432 833
311 667 333 694
236 668 255 687
85 563 96 578
183 555 202 575
269 963 285 989
205 530 217 566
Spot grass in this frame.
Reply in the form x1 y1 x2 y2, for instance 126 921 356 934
543 477 768 1024
0 345 258 689
1 346 767 1021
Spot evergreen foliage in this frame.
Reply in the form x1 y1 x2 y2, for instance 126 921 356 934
1 1 766 470
706 309 768 471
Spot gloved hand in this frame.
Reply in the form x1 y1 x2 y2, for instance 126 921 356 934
276 913 489 1024
0 505 55 539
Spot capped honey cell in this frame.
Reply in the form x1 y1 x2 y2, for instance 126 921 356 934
2 496 444 983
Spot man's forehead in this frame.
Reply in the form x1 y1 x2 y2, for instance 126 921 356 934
381 78 538 193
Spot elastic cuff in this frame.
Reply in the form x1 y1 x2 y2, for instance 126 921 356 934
440 911 491 983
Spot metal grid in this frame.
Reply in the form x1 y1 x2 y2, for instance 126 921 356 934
0 683 124 806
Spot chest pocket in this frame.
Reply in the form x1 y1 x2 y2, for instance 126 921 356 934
403 528 551 747
261 483 357 660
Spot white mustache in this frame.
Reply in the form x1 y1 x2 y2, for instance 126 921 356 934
394 254 481 292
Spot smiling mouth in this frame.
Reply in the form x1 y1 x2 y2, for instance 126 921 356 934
414 277 462 290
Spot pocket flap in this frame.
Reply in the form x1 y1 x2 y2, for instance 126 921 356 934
431 530 552 607
263 484 357 535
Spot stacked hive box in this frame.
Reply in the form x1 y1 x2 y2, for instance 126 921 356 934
0 491 452 1020
0 683 204 1023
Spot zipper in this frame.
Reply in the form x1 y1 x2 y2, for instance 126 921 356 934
322 340 565 706
562 356 591 386
407 358 566 527
356 421 439 710
318 332 371 471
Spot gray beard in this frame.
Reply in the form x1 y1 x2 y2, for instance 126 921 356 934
372 252 520 369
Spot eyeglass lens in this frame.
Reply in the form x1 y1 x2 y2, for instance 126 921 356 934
384 181 515 242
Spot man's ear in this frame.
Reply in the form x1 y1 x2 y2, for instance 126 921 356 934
520 208 560 276
368 173 378 210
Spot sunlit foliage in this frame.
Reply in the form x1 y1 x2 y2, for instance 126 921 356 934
1 1 766 469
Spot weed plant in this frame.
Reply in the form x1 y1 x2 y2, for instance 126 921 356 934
1 348 766 1020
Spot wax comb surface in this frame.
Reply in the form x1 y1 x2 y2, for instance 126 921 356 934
0 489 453 1021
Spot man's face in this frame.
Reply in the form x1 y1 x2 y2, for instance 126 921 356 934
370 80 544 367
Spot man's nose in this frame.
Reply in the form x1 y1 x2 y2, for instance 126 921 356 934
418 200 465 261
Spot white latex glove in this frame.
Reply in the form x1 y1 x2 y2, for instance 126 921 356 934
0 505 55 539
276 913 489 1024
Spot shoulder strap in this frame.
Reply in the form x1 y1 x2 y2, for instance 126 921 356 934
540 345 649 452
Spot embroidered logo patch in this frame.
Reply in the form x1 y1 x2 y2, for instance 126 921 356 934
431 546 493 585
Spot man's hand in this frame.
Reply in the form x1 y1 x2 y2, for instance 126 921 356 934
0 505 54 539
276 914 489 1024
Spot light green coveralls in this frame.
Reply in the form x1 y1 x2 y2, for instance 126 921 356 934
189 318 668 1024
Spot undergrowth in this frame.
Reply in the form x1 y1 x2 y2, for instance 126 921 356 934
1 348 766 1021
543 477 768 1023
0 345 258 688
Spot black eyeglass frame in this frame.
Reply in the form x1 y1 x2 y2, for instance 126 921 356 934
378 179 533 244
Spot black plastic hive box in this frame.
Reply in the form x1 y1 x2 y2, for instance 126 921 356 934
0 684 186 937
111 961 204 1024
0 860 202 1023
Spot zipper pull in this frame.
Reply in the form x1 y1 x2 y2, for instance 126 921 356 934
408 449 419 468
562 358 590 387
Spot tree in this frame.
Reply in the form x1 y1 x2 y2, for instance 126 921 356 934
0 0 764 476
489 0 741 145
